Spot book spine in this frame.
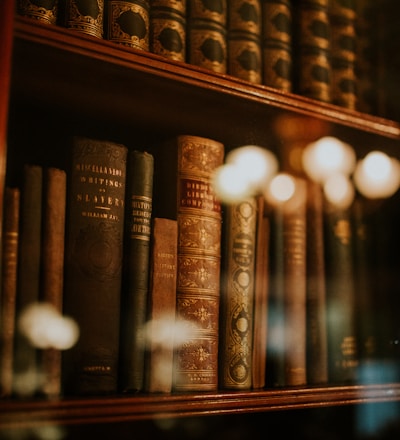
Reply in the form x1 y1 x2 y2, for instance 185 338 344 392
64 0 105 38
0 187 20 397
144 217 178 393
324 203 358 383
150 0 187 61
40 167 67 397
187 0 228 73
261 0 292 92
220 196 257 390
17 0 59 25
305 180 328 385
227 0 262 84
330 0 357 109
294 0 332 103
62 137 127 395
105 0 150 50
119 150 154 392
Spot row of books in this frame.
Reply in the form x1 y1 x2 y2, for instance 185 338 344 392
1 133 400 399
16 0 390 116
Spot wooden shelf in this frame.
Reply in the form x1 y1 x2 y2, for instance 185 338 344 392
1 384 400 429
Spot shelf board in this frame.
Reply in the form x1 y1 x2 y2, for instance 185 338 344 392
1 384 400 429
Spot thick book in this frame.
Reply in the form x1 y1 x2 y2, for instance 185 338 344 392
105 0 150 50
261 0 292 91
62 136 128 395
119 150 154 392
227 0 262 84
219 196 257 390
40 167 67 397
63 0 105 38
144 217 178 393
330 0 357 109
13 164 43 396
17 0 58 25
151 134 224 392
0 187 20 397
150 0 187 61
187 0 228 74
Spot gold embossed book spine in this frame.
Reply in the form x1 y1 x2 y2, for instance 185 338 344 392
151 134 224 392
219 196 257 390
64 0 105 38
17 0 59 25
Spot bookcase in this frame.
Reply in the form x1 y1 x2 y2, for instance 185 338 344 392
1 1 400 438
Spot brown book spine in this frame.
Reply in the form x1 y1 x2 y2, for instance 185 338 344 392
305 180 328 385
152 134 224 392
119 150 154 392
62 137 127 395
187 0 228 73
17 0 58 25
228 0 262 84
105 0 150 50
261 0 292 91
294 0 332 102
150 0 187 61
330 0 357 109
40 167 67 397
64 0 105 38
0 187 20 397
144 217 178 393
220 196 257 390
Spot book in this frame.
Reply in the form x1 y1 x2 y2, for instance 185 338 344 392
16 0 59 25
293 0 331 102
62 136 128 395
144 217 178 393
150 0 187 61
187 0 228 74
330 0 357 109
105 0 150 50
63 0 105 38
305 180 328 385
219 196 257 390
13 164 43 396
261 0 292 91
151 134 224 392
119 149 154 392
0 187 20 397
39 167 67 397
252 195 269 389
324 201 358 384
227 0 262 84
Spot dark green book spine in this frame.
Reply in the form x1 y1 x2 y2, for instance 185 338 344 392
17 0 58 25
64 0 105 38
119 150 154 392
62 137 127 395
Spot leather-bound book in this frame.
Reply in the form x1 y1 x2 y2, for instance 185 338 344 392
144 217 178 393
151 134 224 392
261 0 292 91
219 196 257 390
17 0 59 25
105 0 150 50
40 167 67 397
119 150 154 392
0 187 20 397
64 0 105 38
62 137 127 395
330 0 357 109
187 0 228 74
150 0 187 61
228 0 262 84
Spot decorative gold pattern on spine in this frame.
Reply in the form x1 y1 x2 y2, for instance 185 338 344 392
65 0 104 38
17 0 58 25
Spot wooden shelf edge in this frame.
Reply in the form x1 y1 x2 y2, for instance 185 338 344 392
13 16 400 140
1 384 400 429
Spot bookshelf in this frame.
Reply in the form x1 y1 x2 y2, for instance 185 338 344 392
2 4 400 438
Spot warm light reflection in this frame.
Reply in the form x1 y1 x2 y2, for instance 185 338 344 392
302 136 356 183
18 302 79 350
266 173 296 202
354 151 400 199
212 163 253 202
323 173 355 209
